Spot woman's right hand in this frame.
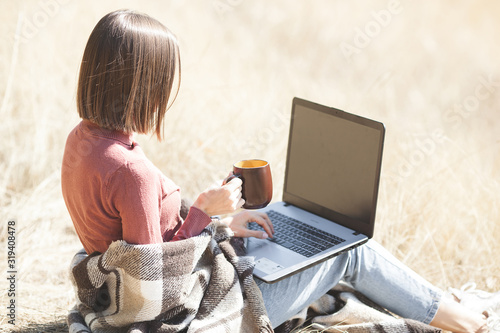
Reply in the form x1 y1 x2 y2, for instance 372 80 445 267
192 178 245 217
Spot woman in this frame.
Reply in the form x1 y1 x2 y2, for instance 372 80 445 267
61 9 498 332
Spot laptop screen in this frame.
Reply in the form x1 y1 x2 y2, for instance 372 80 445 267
283 98 385 237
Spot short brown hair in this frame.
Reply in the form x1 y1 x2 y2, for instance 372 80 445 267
77 10 181 140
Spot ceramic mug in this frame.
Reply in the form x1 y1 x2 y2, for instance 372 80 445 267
228 159 273 209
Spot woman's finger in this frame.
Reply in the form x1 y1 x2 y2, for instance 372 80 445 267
251 212 274 238
225 177 242 189
243 228 269 239
231 221 268 239
260 212 274 234
235 197 245 210
221 172 235 185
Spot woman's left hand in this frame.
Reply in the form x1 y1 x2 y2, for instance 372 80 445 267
222 211 274 239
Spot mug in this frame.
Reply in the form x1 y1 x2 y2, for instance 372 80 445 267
229 159 273 209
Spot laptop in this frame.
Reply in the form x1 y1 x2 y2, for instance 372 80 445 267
246 97 385 283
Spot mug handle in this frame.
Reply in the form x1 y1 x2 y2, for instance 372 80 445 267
222 173 241 185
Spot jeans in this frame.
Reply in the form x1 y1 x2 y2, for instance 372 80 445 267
255 240 443 328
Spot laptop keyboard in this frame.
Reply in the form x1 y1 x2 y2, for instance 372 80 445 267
247 210 346 257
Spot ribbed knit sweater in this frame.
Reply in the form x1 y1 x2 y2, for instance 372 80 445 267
61 120 211 254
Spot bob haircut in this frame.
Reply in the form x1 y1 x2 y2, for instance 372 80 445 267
77 10 181 140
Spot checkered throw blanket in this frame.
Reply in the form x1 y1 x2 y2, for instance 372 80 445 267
276 283 442 333
67 222 273 333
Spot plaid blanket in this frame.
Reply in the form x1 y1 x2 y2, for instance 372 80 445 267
67 221 273 333
276 282 442 333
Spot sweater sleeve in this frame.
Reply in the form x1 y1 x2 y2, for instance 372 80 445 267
171 206 212 241
107 161 164 245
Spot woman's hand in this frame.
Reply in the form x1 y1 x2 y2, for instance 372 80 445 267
222 210 274 239
192 178 245 217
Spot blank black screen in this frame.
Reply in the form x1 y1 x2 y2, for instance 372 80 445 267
285 103 383 224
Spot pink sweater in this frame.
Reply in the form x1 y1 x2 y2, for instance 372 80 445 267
61 120 211 254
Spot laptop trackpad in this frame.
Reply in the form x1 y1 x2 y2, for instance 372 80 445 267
246 238 303 275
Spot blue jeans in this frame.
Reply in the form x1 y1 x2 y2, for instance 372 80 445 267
255 240 443 328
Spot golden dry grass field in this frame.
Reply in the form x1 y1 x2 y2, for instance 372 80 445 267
1 0 499 331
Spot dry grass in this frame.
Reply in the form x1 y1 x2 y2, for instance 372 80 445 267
1 0 499 331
